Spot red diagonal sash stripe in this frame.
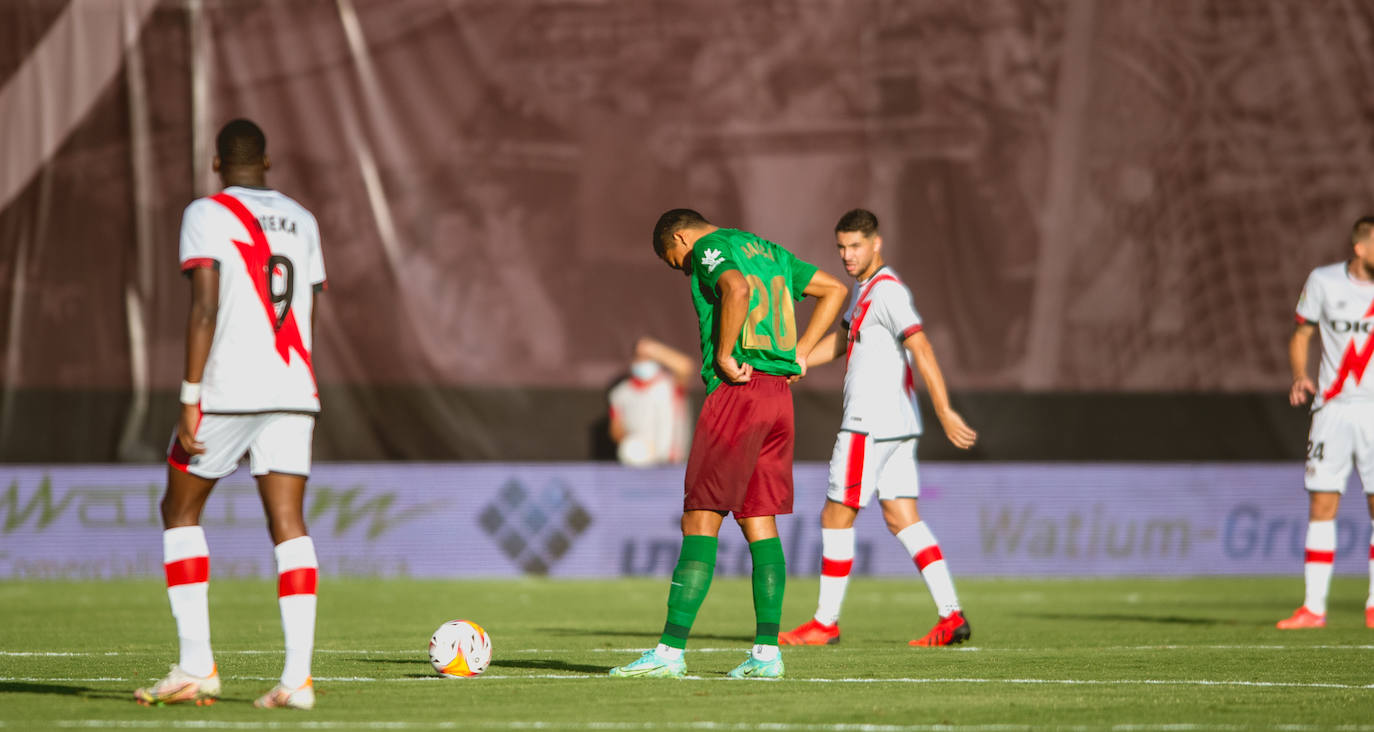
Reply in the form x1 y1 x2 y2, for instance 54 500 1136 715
278 567 318 597
165 556 209 587
1305 549 1335 564
210 193 316 389
845 273 899 364
821 558 854 577
1323 296 1374 402
1323 337 1374 402
914 545 944 571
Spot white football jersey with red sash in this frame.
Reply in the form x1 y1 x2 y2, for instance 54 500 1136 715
840 265 923 439
1296 262 1374 410
178 186 326 413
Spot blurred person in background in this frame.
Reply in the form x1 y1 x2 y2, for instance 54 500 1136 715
608 336 694 467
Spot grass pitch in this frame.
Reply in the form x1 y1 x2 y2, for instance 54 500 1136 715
1 576 1372 730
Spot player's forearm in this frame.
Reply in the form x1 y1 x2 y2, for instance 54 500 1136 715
183 305 216 383
637 337 694 384
908 336 955 416
796 286 846 358
1289 327 1313 382
183 269 219 384
805 331 842 368
715 285 751 362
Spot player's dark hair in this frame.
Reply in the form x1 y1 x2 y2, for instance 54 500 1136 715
1352 216 1374 246
835 208 879 236
652 208 711 257
216 118 267 167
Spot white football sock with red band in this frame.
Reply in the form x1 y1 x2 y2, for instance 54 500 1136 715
1303 520 1336 616
814 527 855 626
274 536 318 688
163 525 214 677
896 521 960 617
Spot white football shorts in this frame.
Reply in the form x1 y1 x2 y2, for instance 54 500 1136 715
168 412 315 480
826 431 919 508
1304 400 1374 494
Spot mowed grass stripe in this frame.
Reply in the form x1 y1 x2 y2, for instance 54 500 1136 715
4 577 1373 728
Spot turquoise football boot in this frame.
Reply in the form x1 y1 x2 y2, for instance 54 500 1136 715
608 649 687 678
726 652 784 679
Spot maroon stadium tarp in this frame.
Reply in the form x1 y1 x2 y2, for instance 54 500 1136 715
2 0 1371 461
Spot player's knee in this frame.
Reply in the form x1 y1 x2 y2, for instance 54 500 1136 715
160 493 203 528
880 504 919 535
1307 491 1342 521
265 514 308 544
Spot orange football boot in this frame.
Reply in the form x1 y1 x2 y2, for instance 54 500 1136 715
779 618 840 645
1275 606 1326 629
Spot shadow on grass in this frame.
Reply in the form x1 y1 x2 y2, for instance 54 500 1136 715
1030 612 1237 626
1 681 137 701
394 657 606 678
537 627 754 642
489 658 607 674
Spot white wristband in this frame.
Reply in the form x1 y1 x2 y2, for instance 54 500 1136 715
179 381 202 406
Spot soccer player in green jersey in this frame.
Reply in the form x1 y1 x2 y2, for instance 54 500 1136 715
610 209 847 679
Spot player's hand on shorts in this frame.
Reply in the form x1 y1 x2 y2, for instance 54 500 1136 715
717 354 752 384
938 409 977 450
177 404 206 455
1290 377 1316 407
788 355 808 384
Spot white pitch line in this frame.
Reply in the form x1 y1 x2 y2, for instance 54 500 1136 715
0 648 750 657
0 652 123 657
0 650 416 657
6 675 1374 690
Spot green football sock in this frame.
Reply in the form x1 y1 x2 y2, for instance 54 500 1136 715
659 534 718 650
749 537 786 646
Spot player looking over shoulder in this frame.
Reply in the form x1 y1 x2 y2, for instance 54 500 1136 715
779 208 978 648
134 119 327 710
1278 215 1374 630
609 208 847 679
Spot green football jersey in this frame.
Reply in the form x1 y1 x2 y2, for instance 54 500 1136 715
688 228 819 394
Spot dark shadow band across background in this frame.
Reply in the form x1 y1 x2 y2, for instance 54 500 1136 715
0 388 1311 464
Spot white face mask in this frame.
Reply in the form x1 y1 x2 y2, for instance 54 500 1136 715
630 359 661 381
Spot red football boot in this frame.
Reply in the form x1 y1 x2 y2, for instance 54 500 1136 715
1275 607 1326 629
779 618 840 645
910 611 971 647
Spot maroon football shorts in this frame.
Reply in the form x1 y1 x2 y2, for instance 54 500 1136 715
683 373 794 518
